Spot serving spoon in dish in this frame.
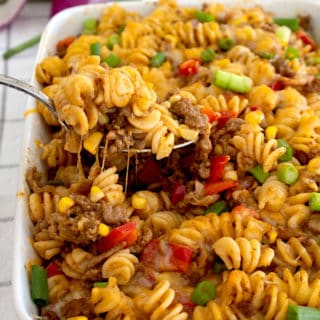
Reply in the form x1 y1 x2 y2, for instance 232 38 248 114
0 73 195 152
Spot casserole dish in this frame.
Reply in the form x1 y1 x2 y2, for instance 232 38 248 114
12 0 320 319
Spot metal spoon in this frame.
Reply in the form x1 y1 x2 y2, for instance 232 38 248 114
0 73 195 152
0 73 68 130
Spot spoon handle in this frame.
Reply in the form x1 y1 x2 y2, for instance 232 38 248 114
0 74 68 130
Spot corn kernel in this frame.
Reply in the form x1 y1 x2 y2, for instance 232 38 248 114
267 230 278 244
98 223 110 237
265 126 277 140
308 157 320 175
89 186 105 202
83 132 104 155
67 317 88 320
58 197 75 213
132 194 147 210
244 110 264 124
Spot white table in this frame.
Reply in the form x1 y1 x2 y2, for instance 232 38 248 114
0 1 50 317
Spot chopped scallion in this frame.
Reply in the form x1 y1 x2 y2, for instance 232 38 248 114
150 52 166 67
83 18 97 34
277 139 293 162
200 48 216 62
103 53 121 68
194 10 215 23
285 46 300 60
90 42 101 56
277 163 299 185
3 34 41 60
204 200 228 215
309 192 320 212
286 304 320 320
31 265 48 307
275 26 292 43
218 38 235 51
117 25 125 35
107 34 120 50
274 17 299 32
191 280 216 306
213 260 226 274
259 52 275 59
213 70 253 93
93 281 108 288
248 164 269 184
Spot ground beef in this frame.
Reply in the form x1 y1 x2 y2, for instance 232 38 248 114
130 226 153 254
61 298 93 318
171 98 208 132
101 201 130 225
211 118 245 158
298 14 311 30
272 57 295 77
303 77 320 93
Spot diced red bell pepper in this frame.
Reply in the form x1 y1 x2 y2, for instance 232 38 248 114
270 80 284 91
178 59 200 76
171 182 186 205
96 222 138 253
250 106 259 111
296 30 316 50
56 36 76 52
141 239 193 273
231 205 259 218
200 107 220 123
138 159 162 185
208 155 230 183
204 180 238 195
46 262 62 278
216 110 237 129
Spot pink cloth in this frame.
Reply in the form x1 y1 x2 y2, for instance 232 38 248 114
51 0 106 16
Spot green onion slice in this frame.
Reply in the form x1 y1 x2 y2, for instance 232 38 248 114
277 139 293 162
274 17 299 32
3 34 41 60
285 46 300 60
150 52 166 67
260 52 275 59
204 200 228 215
31 265 48 307
83 18 97 34
191 280 216 306
213 70 253 93
248 164 269 184
194 10 215 23
107 34 120 50
218 38 235 51
309 192 320 212
200 48 216 62
275 26 292 43
93 281 108 288
90 42 101 56
277 163 299 185
286 304 320 320
104 53 121 68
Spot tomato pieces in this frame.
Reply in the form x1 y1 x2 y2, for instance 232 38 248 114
56 36 76 54
216 110 237 129
200 107 220 123
208 155 230 183
138 159 162 185
46 262 62 278
141 239 193 272
178 59 200 76
296 30 316 50
96 222 138 253
270 80 285 91
171 182 186 205
204 180 238 195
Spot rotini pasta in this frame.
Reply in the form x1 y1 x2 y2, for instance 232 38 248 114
26 1 320 319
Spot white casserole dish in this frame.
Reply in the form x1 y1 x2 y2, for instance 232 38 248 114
12 0 320 318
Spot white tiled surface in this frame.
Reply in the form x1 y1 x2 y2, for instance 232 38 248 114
0 1 51 317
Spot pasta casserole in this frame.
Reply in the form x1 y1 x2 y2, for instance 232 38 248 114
26 0 320 319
